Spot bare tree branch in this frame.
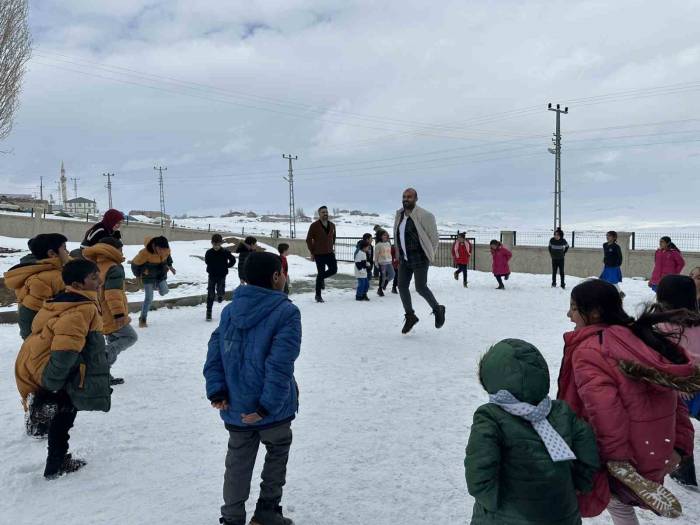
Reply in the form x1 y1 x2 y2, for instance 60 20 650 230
0 0 31 142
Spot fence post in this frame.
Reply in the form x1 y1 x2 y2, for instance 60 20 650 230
208 224 211 232
571 231 575 248
631 232 636 251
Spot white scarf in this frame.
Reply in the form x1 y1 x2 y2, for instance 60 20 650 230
489 390 576 462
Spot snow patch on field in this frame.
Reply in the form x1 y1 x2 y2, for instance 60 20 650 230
1 263 698 524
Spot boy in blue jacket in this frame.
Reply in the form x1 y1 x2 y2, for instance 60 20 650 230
204 252 301 525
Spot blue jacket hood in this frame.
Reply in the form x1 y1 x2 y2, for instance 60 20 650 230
228 285 290 330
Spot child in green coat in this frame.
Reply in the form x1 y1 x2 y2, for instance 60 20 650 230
465 339 600 525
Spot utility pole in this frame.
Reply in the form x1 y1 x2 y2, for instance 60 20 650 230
70 177 80 199
153 166 167 228
547 103 568 231
39 176 44 201
103 173 115 209
282 154 298 239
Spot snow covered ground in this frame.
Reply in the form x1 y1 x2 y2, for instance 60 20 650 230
1 256 699 524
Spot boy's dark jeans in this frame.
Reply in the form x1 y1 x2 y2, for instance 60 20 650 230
551 259 565 286
207 276 226 311
46 391 77 473
222 422 293 524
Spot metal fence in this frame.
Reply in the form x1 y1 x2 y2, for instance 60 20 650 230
631 232 700 252
335 236 477 270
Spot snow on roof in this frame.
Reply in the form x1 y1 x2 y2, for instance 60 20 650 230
66 197 96 203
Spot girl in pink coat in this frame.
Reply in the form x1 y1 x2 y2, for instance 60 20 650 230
649 236 685 291
557 279 699 524
489 240 512 290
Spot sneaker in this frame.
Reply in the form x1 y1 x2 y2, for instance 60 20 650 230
561 284 566 290
138 317 147 328
44 454 87 480
217 296 223 303
25 394 57 438
453 271 459 281
362 295 370 301
109 375 125 386
315 294 324 303
250 503 294 525
552 283 557 288
433 305 446 329
607 461 682 518
206 311 212 321
463 281 468 288
378 287 385 297
219 518 243 525
401 313 419 334
496 285 505 290
355 297 364 301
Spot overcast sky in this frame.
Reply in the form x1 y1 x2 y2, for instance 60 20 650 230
1 0 699 229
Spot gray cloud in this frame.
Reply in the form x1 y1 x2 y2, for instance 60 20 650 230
1 0 699 228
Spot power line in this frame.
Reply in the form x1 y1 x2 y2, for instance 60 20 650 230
103 172 115 209
548 103 569 231
153 166 167 228
282 154 298 239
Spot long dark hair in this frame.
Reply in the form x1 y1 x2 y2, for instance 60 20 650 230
146 236 170 254
571 279 698 364
660 235 680 251
656 275 699 311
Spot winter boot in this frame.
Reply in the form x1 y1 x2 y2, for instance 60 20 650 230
607 461 682 518
217 296 224 303
138 317 147 328
250 502 294 525
109 374 125 386
362 294 370 301
561 283 566 290
552 282 557 288
206 310 213 321
25 393 57 438
433 305 446 329
378 287 385 297
463 280 468 288
671 454 698 488
401 313 419 334
315 294 324 303
392 284 398 294
44 453 87 480
453 270 459 281
219 518 244 525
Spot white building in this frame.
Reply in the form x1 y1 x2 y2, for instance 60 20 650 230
65 197 97 216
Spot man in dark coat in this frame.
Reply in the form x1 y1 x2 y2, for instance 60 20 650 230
305 206 337 303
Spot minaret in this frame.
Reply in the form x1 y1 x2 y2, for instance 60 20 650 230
60 161 68 207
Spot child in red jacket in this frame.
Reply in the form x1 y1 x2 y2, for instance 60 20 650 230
558 279 699 522
649 236 685 292
452 233 471 288
489 240 512 290
278 243 290 295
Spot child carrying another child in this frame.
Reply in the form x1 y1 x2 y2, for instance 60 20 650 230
355 240 371 301
15 259 111 479
466 338 600 525
131 236 176 328
83 237 138 385
204 252 299 525
452 233 472 288
4 234 71 339
205 234 237 321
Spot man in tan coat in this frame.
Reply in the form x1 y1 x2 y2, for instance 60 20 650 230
393 188 445 334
